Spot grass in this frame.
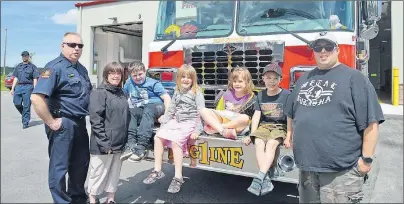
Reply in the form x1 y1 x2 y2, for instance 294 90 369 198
1 74 9 91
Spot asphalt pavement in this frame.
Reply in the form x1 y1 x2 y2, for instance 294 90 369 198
1 91 403 203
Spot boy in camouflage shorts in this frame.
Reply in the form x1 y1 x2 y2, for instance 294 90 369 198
242 63 291 196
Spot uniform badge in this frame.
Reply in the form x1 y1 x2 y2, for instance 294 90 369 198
41 68 51 78
68 73 75 78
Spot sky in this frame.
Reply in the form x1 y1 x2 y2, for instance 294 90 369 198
1 1 80 68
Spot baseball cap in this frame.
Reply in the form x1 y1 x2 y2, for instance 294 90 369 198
310 31 338 48
262 63 282 77
21 51 29 56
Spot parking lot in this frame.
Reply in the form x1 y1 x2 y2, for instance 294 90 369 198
1 91 403 203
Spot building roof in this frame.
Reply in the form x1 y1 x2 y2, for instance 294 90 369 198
75 0 117 8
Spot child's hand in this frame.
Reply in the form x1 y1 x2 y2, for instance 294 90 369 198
242 136 251 145
283 137 292 149
190 133 199 140
158 115 165 124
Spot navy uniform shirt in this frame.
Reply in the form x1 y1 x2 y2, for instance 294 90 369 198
13 62 40 84
32 53 92 117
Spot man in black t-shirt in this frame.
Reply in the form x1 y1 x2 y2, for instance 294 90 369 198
243 63 291 196
285 31 385 203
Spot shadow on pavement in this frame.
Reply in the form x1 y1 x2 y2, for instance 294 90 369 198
29 120 44 127
96 164 299 203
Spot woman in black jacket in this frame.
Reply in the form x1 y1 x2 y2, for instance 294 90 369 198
87 62 129 204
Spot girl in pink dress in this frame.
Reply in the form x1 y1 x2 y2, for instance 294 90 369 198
143 64 205 194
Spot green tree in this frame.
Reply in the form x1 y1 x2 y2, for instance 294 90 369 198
29 52 35 63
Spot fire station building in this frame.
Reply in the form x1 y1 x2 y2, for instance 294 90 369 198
75 1 403 105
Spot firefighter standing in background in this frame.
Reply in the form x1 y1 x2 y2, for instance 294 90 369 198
10 51 40 129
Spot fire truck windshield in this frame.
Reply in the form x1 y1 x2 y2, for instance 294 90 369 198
237 1 354 36
155 1 235 40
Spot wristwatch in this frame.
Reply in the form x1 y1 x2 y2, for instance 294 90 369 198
361 156 373 164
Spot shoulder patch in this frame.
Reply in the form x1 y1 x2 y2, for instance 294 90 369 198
41 68 51 78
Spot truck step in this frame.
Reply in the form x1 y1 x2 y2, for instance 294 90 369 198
145 133 299 184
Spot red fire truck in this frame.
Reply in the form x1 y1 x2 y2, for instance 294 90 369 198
145 0 382 201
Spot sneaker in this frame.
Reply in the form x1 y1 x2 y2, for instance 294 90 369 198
247 177 263 196
23 124 29 129
143 170 165 184
167 177 184 193
120 148 134 161
128 149 147 163
260 176 274 196
268 167 279 179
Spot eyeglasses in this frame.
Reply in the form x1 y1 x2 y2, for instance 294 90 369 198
108 72 121 76
63 42 84 49
313 45 336 53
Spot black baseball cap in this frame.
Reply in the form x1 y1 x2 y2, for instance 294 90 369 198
21 51 29 56
262 63 282 77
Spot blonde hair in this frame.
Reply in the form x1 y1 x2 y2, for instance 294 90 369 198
176 64 200 94
228 67 254 95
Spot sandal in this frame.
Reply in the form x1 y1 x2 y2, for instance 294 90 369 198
143 170 165 184
204 124 218 134
167 177 184 193
247 177 263 196
222 128 237 140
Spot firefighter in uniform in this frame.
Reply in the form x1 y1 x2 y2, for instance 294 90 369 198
10 51 39 129
31 32 92 204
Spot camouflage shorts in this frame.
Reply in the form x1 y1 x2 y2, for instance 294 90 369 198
298 162 367 203
250 123 286 144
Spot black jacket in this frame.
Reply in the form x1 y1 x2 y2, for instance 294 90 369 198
89 83 129 155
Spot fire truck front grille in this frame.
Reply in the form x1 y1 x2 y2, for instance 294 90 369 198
183 41 285 108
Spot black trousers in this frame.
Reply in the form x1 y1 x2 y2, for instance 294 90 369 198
45 117 89 203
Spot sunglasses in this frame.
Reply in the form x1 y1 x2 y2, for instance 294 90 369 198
63 42 84 49
313 45 336 53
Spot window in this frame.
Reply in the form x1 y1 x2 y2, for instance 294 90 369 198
155 0 236 40
237 1 354 36
92 61 98 75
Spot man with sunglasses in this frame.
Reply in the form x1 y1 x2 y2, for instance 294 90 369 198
10 50 40 129
31 32 93 204
284 31 384 203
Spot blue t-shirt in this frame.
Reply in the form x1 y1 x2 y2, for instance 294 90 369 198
123 77 167 108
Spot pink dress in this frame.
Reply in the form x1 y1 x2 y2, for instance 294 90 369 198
155 89 205 153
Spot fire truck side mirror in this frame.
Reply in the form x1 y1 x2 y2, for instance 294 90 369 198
360 1 382 40
360 24 379 40
363 1 382 23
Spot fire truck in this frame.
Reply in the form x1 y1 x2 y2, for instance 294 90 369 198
145 0 382 200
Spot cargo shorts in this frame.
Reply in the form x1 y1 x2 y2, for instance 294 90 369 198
250 123 286 144
298 162 367 203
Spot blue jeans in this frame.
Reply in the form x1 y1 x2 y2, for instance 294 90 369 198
13 84 33 125
127 103 165 152
45 117 89 203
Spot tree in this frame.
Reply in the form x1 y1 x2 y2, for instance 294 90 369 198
29 52 35 63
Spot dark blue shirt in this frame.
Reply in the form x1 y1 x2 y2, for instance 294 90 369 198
12 62 40 84
32 54 92 117
285 64 385 172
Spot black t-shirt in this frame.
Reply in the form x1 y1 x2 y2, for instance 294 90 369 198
254 89 291 125
285 64 385 172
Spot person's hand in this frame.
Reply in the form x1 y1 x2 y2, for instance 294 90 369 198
190 133 199 140
48 118 62 131
10 89 14 96
283 137 292 149
358 157 372 174
242 136 251 145
158 115 165 124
